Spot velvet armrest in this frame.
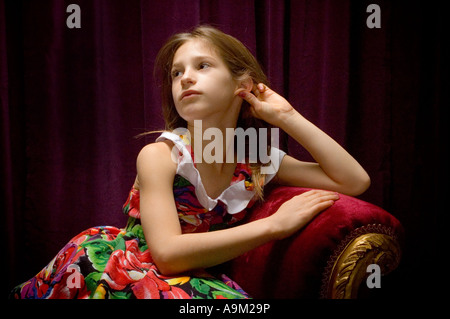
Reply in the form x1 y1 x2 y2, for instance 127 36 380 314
227 186 404 299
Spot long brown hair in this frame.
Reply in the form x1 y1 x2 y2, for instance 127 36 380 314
154 25 272 200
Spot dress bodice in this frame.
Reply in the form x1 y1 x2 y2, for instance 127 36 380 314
123 132 286 233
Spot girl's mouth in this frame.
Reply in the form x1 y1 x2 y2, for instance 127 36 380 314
181 90 201 100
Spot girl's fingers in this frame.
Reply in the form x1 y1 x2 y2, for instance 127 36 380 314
292 190 340 208
252 84 260 97
238 91 259 107
251 83 267 97
313 193 340 206
301 189 338 199
312 199 336 214
257 83 266 92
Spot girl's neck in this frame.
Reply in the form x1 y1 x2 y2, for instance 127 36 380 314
187 119 237 166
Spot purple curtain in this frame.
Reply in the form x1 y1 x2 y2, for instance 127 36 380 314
1 0 446 298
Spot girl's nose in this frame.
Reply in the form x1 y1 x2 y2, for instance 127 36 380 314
181 68 196 87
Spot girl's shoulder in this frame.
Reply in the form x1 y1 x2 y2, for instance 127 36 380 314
136 139 178 188
137 138 175 161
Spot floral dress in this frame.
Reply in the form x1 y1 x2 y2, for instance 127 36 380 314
10 132 285 299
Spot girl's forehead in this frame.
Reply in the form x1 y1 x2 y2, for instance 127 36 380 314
173 39 219 63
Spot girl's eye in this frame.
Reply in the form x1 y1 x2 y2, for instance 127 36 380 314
171 70 182 78
171 62 209 78
199 63 210 70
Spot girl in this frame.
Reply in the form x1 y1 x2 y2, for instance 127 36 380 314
10 25 370 299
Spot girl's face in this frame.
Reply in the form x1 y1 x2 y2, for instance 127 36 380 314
171 39 241 125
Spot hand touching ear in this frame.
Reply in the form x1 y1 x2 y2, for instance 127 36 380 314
237 83 296 127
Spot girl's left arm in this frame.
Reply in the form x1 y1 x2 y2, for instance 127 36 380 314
238 84 371 196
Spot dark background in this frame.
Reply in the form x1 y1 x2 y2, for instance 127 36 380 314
1 0 447 300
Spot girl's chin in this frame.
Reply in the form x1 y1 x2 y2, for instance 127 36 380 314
177 109 211 123
176 104 237 126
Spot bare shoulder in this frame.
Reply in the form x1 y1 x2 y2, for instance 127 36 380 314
136 140 177 189
137 140 175 163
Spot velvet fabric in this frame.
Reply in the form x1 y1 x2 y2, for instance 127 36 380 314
228 186 403 298
1 1 446 298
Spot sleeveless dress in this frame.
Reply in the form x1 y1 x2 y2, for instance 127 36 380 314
10 132 286 299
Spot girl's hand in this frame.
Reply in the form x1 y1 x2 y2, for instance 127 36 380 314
238 83 296 127
267 189 339 240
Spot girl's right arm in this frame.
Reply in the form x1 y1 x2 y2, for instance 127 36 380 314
137 141 339 275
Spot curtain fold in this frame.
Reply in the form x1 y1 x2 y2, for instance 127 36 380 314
2 0 446 297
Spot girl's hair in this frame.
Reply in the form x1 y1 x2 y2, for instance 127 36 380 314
154 25 272 200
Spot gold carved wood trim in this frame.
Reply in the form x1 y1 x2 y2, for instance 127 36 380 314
321 224 402 299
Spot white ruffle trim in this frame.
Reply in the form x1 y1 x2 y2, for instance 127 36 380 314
156 131 285 214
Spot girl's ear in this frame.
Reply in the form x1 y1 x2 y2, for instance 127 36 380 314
234 74 253 96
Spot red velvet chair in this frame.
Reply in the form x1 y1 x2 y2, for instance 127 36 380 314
227 186 404 299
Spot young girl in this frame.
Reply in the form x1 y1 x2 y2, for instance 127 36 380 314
10 25 370 299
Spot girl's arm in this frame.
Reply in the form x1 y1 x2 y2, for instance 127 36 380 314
239 84 370 196
137 141 338 275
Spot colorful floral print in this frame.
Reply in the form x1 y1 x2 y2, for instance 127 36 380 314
10 134 260 299
11 179 255 298
10 188 250 299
